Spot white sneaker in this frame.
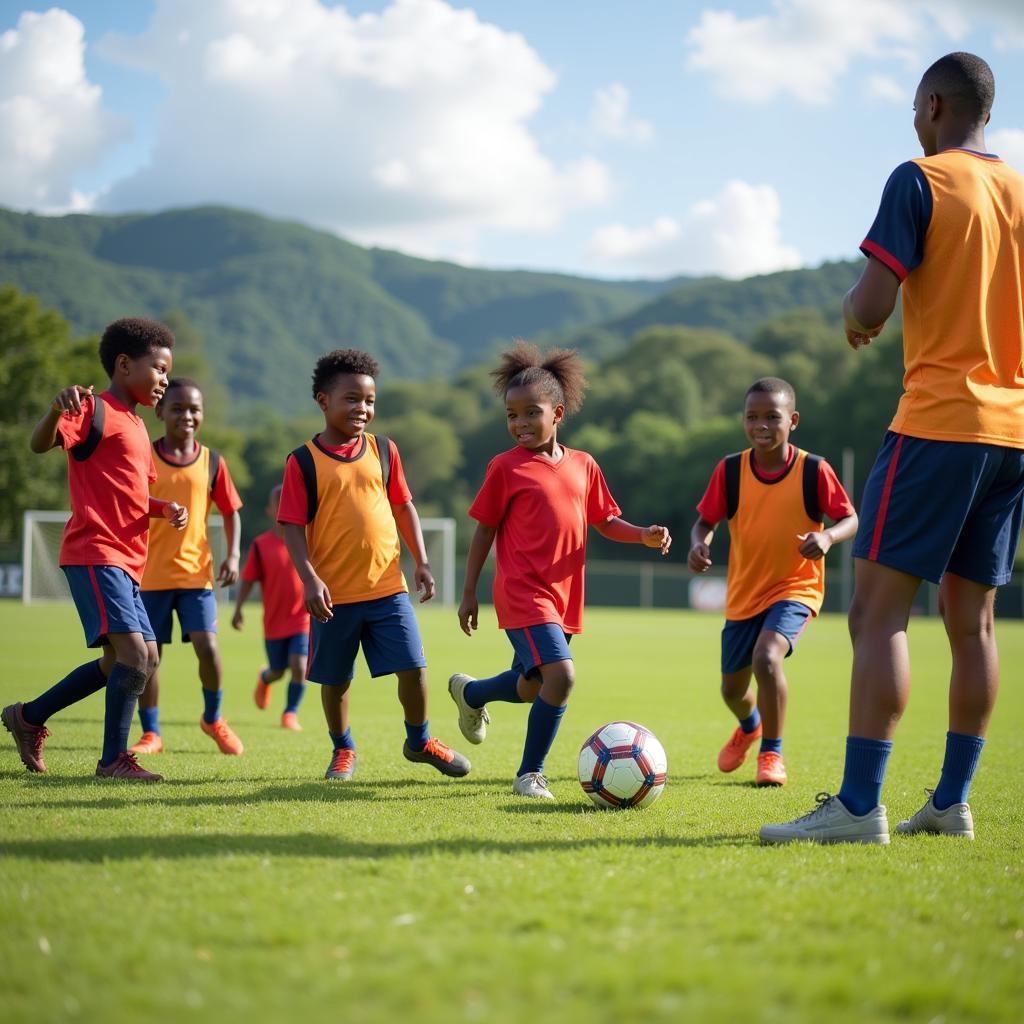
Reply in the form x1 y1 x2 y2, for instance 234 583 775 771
760 792 890 845
513 772 554 800
448 673 489 745
895 790 974 839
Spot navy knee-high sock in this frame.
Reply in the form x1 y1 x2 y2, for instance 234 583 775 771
517 696 566 777
933 731 985 809
100 664 147 766
285 681 305 714
464 670 522 709
22 660 107 726
837 736 893 816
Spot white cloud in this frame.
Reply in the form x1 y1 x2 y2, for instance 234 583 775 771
989 128 1024 170
867 74 908 104
0 9 128 211
95 0 610 254
586 180 800 279
589 83 653 143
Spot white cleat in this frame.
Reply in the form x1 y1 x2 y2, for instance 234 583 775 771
513 771 554 800
448 673 489 745
895 791 974 839
760 792 890 845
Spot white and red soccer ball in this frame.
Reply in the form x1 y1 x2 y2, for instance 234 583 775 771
577 721 668 809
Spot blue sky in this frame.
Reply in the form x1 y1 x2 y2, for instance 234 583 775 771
2 0 1022 278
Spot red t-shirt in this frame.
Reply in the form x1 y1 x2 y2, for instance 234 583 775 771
241 530 310 640
57 391 158 584
468 445 620 633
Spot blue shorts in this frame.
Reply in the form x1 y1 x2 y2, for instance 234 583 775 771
721 600 812 675
141 588 218 644
506 624 573 681
306 592 426 686
265 632 310 672
853 432 1024 586
63 565 156 648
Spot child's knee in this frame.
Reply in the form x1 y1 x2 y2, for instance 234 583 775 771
109 634 151 672
540 660 574 702
751 643 784 680
191 632 219 661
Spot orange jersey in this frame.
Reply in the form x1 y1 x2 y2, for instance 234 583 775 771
141 441 243 590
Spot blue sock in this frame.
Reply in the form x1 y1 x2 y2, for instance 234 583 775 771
739 708 761 734
285 681 305 714
405 720 429 752
464 670 522 709
202 688 222 724
517 696 566 776
23 660 106 726
330 729 354 751
760 736 782 755
933 731 985 809
139 706 160 735
100 664 143 767
838 736 893 816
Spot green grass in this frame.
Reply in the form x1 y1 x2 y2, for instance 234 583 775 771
1 603 1022 1024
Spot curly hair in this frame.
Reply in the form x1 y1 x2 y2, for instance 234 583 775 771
98 317 175 377
746 376 796 407
491 339 588 414
311 348 380 399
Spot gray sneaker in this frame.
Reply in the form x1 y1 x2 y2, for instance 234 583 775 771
760 792 890 845
448 673 490 745
513 772 554 800
325 748 357 781
403 738 471 778
895 790 974 839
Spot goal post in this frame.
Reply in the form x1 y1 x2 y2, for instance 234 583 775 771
400 517 457 607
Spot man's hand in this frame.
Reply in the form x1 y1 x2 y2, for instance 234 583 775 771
458 594 479 636
414 563 436 603
642 525 672 555
688 542 712 574
163 502 188 530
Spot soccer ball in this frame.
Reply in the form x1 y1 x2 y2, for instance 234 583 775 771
577 721 668 809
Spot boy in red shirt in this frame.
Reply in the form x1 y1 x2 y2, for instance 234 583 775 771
451 341 671 800
2 318 187 781
233 484 311 731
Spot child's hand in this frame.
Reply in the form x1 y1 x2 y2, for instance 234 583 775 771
217 556 239 587
304 576 333 622
52 385 94 417
231 608 244 630
414 563 436 603
797 531 832 560
688 542 712 573
164 502 188 530
643 525 671 555
845 324 881 350
458 594 479 636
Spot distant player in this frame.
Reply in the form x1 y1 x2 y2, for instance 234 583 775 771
450 341 671 800
2 318 186 781
688 377 858 786
762 53 1024 844
129 378 244 757
232 484 310 731
278 348 470 781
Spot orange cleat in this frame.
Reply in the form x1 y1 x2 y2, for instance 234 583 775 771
200 716 244 755
128 731 164 755
717 723 762 773
403 737 471 778
95 751 162 782
253 670 271 710
325 748 357 780
756 751 788 787
281 711 302 732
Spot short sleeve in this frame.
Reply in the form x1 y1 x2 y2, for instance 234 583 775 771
817 460 855 522
277 455 311 526
211 455 243 515
55 395 95 451
468 458 509 527
696 460 728 524
385 440 413 505
585 456 621 524
860 161 933 281
146 436 157 486
241 540 263 583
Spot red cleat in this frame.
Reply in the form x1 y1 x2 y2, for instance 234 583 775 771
717 723 762 773
325 748 357 780
200 716 244 755
253 670 271 710
281 711 302 731
756 751 788 786
128 731 164 754
2 702 49 773
95 751 162 782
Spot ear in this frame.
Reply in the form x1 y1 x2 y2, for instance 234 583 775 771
553 403 566 424
115 352 131 376
928 92 941 122
315 391 329 412
790 410 801 429
155 402 166 421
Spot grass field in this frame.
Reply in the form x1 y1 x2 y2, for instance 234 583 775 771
1 602 1022 1024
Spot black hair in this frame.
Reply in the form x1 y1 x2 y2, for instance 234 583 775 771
491 339 587 414
746 376 796 407
98 317 175 377
156 377 202 408
311 349 379 399
920 52 994 123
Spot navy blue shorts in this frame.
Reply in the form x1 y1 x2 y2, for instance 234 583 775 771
721 600 812 675
141 588 218 644
853 432 1024 586
506 623 573 681
63 565 156 648
306 592 426 685
264 632 310 671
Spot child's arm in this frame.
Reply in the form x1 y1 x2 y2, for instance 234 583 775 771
688 516 716 574
391 501 435 603
30 385 94 453
843 257 899 349
231 579 256 630
148 497 188 529
217 509 242 586
797 513 859 560
592 516 671 555
281 522 333 623
459 523 497 636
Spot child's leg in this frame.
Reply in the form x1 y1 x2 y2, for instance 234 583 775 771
285 652 307 714
321 682 352 747
262 668 287 684
102 632 158 766
462 670 524 708
518 659 573 778
191 631 223 719
720 667 756 724
22 658 108 727
397 667 429 750
751 631 790 751
135 643 163 736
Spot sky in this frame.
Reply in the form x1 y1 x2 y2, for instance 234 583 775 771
1 0 1023 279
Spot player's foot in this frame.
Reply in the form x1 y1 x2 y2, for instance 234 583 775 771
253 670 271 710
760 792 890 845
755 751 787 786
128 731 164 755
95 751 162 782
325 748 357 781
718 723 762 773
403 737 471 778
2 702 49 773
199 716 244 755
448 672 490 745
281 711 302 732
512 771 554 800
895 790 974 839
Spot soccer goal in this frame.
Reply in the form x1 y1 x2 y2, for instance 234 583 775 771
400 517 457 607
